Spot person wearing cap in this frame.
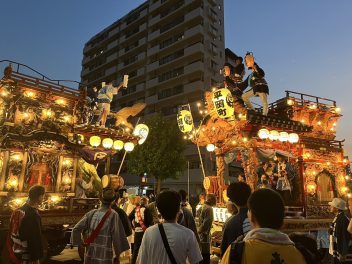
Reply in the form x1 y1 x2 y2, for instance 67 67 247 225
328 197 352 263
71 188 129 264
96 80 124 127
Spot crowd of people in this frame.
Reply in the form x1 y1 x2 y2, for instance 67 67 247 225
5 184 352 263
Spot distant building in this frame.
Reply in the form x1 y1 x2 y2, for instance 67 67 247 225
81 0 227 193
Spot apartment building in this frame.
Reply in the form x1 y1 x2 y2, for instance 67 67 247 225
81 0 225 193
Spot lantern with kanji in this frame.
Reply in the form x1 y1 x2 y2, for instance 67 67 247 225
212 88 234 118
177 110 194 133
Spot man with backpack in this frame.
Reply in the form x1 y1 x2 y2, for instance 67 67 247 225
137 190 202 264
71 188 129 264
220 182 252 256
221 189 306 264
7 185 45 264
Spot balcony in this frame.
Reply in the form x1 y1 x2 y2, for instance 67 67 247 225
184 25 203 38
81 68 90 77
147 77 158 88
148 44 159 56
148 29 160 41
106 52 118 63
139 23 147 32
184 42 203 56
145 94 158 104
185 8 203 21
138 52 146 61
107 40 118 50
149 0 161 12
149 14 160 27
147 60 159 73
184 61 203 74
108 26 120 38
184 80 203 93
105 65 117 76
136 82 145 92
137 67 145 76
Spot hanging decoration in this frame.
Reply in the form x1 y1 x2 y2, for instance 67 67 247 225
177 109 194 133
212 88 234 119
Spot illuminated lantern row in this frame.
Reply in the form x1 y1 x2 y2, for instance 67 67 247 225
212 88 234 119
177 110 194 133
89 136 135 151
257 128 299 143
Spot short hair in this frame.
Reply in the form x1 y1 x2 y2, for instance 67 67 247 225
226 182 251 207
178 189 187 202
205 194 217 206
101 188 117 205
223 63 234 73
28 185 45 201
157 190 181 221
248 189 284 229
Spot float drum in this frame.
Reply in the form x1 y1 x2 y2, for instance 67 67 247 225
102 174 124 190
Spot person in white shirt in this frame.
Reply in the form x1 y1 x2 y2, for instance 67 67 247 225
137 190 203 264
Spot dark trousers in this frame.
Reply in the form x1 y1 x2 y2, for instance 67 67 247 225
132 231 144 264
200 253 210 264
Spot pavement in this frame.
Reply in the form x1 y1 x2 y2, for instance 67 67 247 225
48 248 82 264
47 248 130 264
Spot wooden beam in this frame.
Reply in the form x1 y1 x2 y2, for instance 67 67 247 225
18 151 28 192
0 151 9 191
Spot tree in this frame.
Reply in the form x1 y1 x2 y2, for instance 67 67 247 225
127 114 186 194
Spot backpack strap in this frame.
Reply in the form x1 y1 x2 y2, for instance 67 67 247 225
229 240 245 264
158 224 178 264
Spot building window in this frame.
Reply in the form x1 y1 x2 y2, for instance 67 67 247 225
122 85 137 96
129 70 137 78
161 105 178 115
218 4 221 10
125 40 139 52
158 85 184 99
125 27 139 38
160 0 184 18
158 67 184 82
159 49 184 65
211 60 217 70
126 12 140 25
160 15 184 33
159 33 184 49
124 55 138 66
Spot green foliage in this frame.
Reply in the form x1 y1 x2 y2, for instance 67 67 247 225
127 114 186 183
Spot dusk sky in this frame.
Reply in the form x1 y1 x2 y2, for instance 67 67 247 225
1 0 352 153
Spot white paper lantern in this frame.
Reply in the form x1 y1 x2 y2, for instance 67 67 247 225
269 130 279 141
288 133 299 143
124 142 135 152
206 144 215 152
279 132 289 142
102 138 113 149
258 128 270 139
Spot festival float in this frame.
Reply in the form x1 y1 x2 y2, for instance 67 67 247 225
0 60 148 259
177 60 350 251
